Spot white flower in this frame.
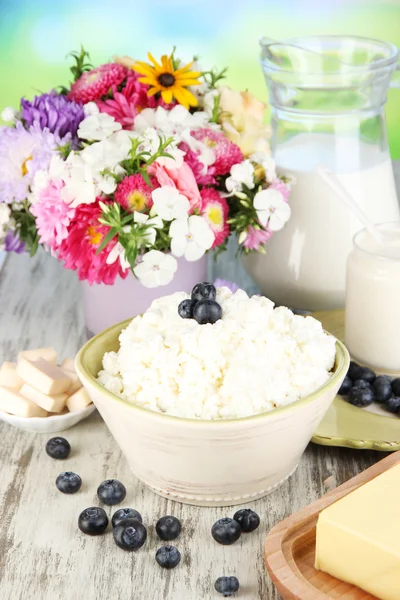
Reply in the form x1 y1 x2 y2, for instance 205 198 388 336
253 188 291 231
225 160 255 194
106 242 130 270
134 105 218 140
1 107 17 122
0 203 10 226
78 112 121 141
83 102 100 116
250 151 277 182
203 89 220 117
134 250 178 288
169 215 214 262
151 186 190 221
134 212 163 247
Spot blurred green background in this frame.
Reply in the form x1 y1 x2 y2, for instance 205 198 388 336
1 0 399 155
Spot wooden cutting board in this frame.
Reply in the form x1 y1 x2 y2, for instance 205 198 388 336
264 451 400 599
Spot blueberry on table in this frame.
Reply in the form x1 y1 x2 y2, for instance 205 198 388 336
156 515 181 541
178 299 195 319
372 376 393 403
78 507 108 536
214 576 240 597
384 396 400 414
56 472 82 494
355 366 376 384
191 282 217 303
46 437 71 460
211 518 241 545
348 385 375 407
233 508 260 533
112 508 142 528
352 380 372 390
193 299 222 325
338 375 352 396
391 378 400 397
97 479 126 505
155 545 181 569
113 518 147 551
348 361 364 381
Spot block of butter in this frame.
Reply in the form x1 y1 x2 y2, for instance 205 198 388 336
315 463 400 600
61 368 82 396
20 384 68 413
0 362 24 390
60 358 76 373
0 386 48 417
16 358 72 396
66 387 92 412
18 347 57 364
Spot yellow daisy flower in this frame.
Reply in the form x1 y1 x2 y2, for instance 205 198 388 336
133 53 202 109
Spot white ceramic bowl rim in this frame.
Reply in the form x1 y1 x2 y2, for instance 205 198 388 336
76 318 349 426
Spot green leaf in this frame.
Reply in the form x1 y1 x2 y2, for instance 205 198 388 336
67 46 93 82
96 227 118 254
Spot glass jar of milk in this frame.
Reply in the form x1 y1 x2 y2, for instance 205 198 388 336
346 223 400 373
244 35 399 311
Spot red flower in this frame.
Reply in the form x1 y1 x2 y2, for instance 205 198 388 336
114 174 156 212
68 64 129 104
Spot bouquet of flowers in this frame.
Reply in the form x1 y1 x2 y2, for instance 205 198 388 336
0 48 291 287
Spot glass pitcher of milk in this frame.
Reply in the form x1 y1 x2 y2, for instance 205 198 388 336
245 35 399 311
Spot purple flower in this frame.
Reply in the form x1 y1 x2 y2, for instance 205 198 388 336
21 91 84 146
214 278 240 293
5 231 24 253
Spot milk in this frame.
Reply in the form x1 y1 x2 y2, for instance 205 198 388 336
345 224 400 373
260 133 399 310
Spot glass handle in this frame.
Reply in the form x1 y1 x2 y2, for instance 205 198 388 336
390 64 400 89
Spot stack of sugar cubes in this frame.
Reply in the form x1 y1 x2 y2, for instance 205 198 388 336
0 348 92 418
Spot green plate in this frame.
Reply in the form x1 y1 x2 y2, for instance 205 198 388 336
312 396 400 451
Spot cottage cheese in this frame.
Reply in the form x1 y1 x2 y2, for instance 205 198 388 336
98 288 336 420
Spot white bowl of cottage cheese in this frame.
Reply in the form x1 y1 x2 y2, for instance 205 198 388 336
76 285 349 506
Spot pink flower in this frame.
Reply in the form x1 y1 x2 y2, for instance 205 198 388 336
149 161 202 211
179 142 217 186
96 72 168 129
68 63 129 104
114 174 156 212
269 179 290 202
30 180 75 250
243 226 273 251
200 188 229 248
58 200 129 285
191 128 243 176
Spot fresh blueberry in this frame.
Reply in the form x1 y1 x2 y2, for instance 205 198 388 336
215 576 240 597
193 299 222 325
352 380 372 390
191 282 217 303
355 367 376 384
348 385 375 407
156 516 181 541
233 508 260 533
78 507 108 536
56 472 82 494
113 518 147 551
391 378 400 397
97 479 126 505
178 299 195 319
338 375 353 396
155 545 181 569
372 376 393 403
211 518 241 545
384 396 400 414
112 508 142 528
348 361 364 381
46 437 71 460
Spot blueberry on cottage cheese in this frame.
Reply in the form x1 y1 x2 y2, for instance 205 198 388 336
178 299 195 319
193 299 222 325
112 508 142 528
233 508 260 533
384 396 400 414
155 545 181 569
46 437 71 460
372 376 393 403
338 376 352 396
211 518 241 545
156 516 181 541
191 282 216 303
215 576 240 597
56 472 82 494
78 507 108 536
97 479 126 505
113 518 147 550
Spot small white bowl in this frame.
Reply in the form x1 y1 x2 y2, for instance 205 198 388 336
0 404 96 433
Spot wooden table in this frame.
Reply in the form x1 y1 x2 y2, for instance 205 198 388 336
0 252 386 600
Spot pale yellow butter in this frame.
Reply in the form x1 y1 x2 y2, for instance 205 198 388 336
0 362 24 390
20 384 68 413
61 368 82 395
0 386 47 417
315 463 400 600
18 347 57 364
16 358 72 396
66 388 92 412
60 358 76 373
